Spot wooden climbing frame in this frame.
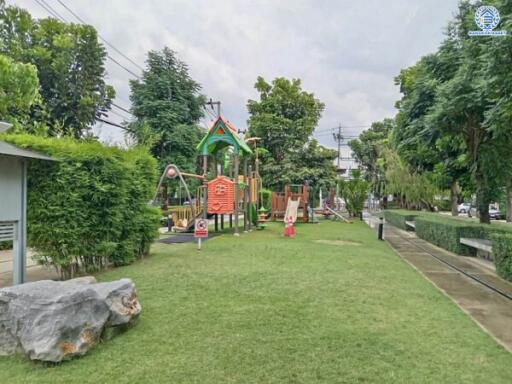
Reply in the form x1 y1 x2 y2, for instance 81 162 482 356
271 184 309 223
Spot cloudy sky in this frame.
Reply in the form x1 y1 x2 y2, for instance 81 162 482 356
9 0 460 166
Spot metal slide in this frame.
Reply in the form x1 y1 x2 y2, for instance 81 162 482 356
323 206 351 223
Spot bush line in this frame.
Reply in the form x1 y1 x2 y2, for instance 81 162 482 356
384 210 512 281
3 134 161 278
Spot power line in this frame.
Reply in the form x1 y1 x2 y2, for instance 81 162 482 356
34 0 65 21
203 106 218 120
109 109 133 121
105 53 141 79
205 99 221 117
315 125 371 133
321 124 371 130
35 0 141 80
56 0 144 72
97 117 133 132
314 132 359 139
315 131 359 136
112 102 133 116
315 127 369 134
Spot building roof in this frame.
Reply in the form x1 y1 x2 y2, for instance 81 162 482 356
0 140 55 161
197 116 253 156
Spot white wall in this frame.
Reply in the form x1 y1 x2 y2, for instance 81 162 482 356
0 155 22 222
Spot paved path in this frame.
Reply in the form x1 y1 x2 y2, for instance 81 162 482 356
0 249 59 288
375 220 512 352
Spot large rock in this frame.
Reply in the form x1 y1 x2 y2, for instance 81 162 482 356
0 277 141 362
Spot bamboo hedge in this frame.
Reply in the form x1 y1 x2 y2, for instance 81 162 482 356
3 134 161 278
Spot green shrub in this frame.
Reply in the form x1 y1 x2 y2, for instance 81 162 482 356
415 216 487 255
259 188 272 211
490 233 512 281
415 215 512 256
383 210 420 231
385 209 512 276
3 134 160 278
435 199 452 212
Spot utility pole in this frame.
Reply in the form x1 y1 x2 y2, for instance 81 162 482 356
332 124 343 210
206 98 221 117
333 124 343 171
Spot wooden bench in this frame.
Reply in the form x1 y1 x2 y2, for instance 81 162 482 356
405 220 416 229
460 238 493 261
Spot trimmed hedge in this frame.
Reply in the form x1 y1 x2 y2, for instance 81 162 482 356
491 233 512 281
383 210 420 231
414 215 512 256
3 134 160 278
414 216 488 255
385 210 512 281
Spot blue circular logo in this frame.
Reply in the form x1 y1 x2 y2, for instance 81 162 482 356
475 6 500 31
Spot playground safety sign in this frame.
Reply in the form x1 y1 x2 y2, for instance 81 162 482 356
194 218 208 238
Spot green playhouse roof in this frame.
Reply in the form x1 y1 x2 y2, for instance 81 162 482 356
197 116 253 156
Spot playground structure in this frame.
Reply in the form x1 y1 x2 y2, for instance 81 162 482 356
152 116 261 235
152 115 321 235
284 197 301 224
271 184 309 223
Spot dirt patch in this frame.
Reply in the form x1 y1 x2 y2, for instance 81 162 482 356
314 240 361 246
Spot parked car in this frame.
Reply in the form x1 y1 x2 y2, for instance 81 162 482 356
468 205 504 220
457 203 470 214
489 208 504 220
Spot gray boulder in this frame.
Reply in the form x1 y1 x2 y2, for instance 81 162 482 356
0 277 141 362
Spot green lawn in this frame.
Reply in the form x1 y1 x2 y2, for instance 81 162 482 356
2 221 512 383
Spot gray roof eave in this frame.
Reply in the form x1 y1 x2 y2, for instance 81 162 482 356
0 141 55 161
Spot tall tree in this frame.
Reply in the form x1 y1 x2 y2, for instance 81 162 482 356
128 48 205 208
129 47 205 170
394 44 467 216
339 169 369 217
0 54 40 130
348 118 394 204
427 1 505 223
247 76 332 189
483 0 512 221
0 2 114 137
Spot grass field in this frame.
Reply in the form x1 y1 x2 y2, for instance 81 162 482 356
1 221 512 383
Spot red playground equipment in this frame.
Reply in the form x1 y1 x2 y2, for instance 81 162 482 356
283 215 296 238
207 176 235 214
152 115 262 235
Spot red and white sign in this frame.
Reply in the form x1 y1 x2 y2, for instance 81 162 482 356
194 218 208 238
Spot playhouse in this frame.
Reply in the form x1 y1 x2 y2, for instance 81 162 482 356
153 116 260 235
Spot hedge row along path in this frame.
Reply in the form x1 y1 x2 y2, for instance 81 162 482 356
381 221 512 352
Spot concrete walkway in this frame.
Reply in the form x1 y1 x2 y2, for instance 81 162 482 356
375 220 512 352
0 249 59 288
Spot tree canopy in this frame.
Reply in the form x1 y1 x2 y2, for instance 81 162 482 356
349 118 394 199
352 0 512 223
0 54 40 130
247 76 335 190
0 1 115 138
128 47 205 173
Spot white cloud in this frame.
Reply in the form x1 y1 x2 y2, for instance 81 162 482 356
8 0 459 147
